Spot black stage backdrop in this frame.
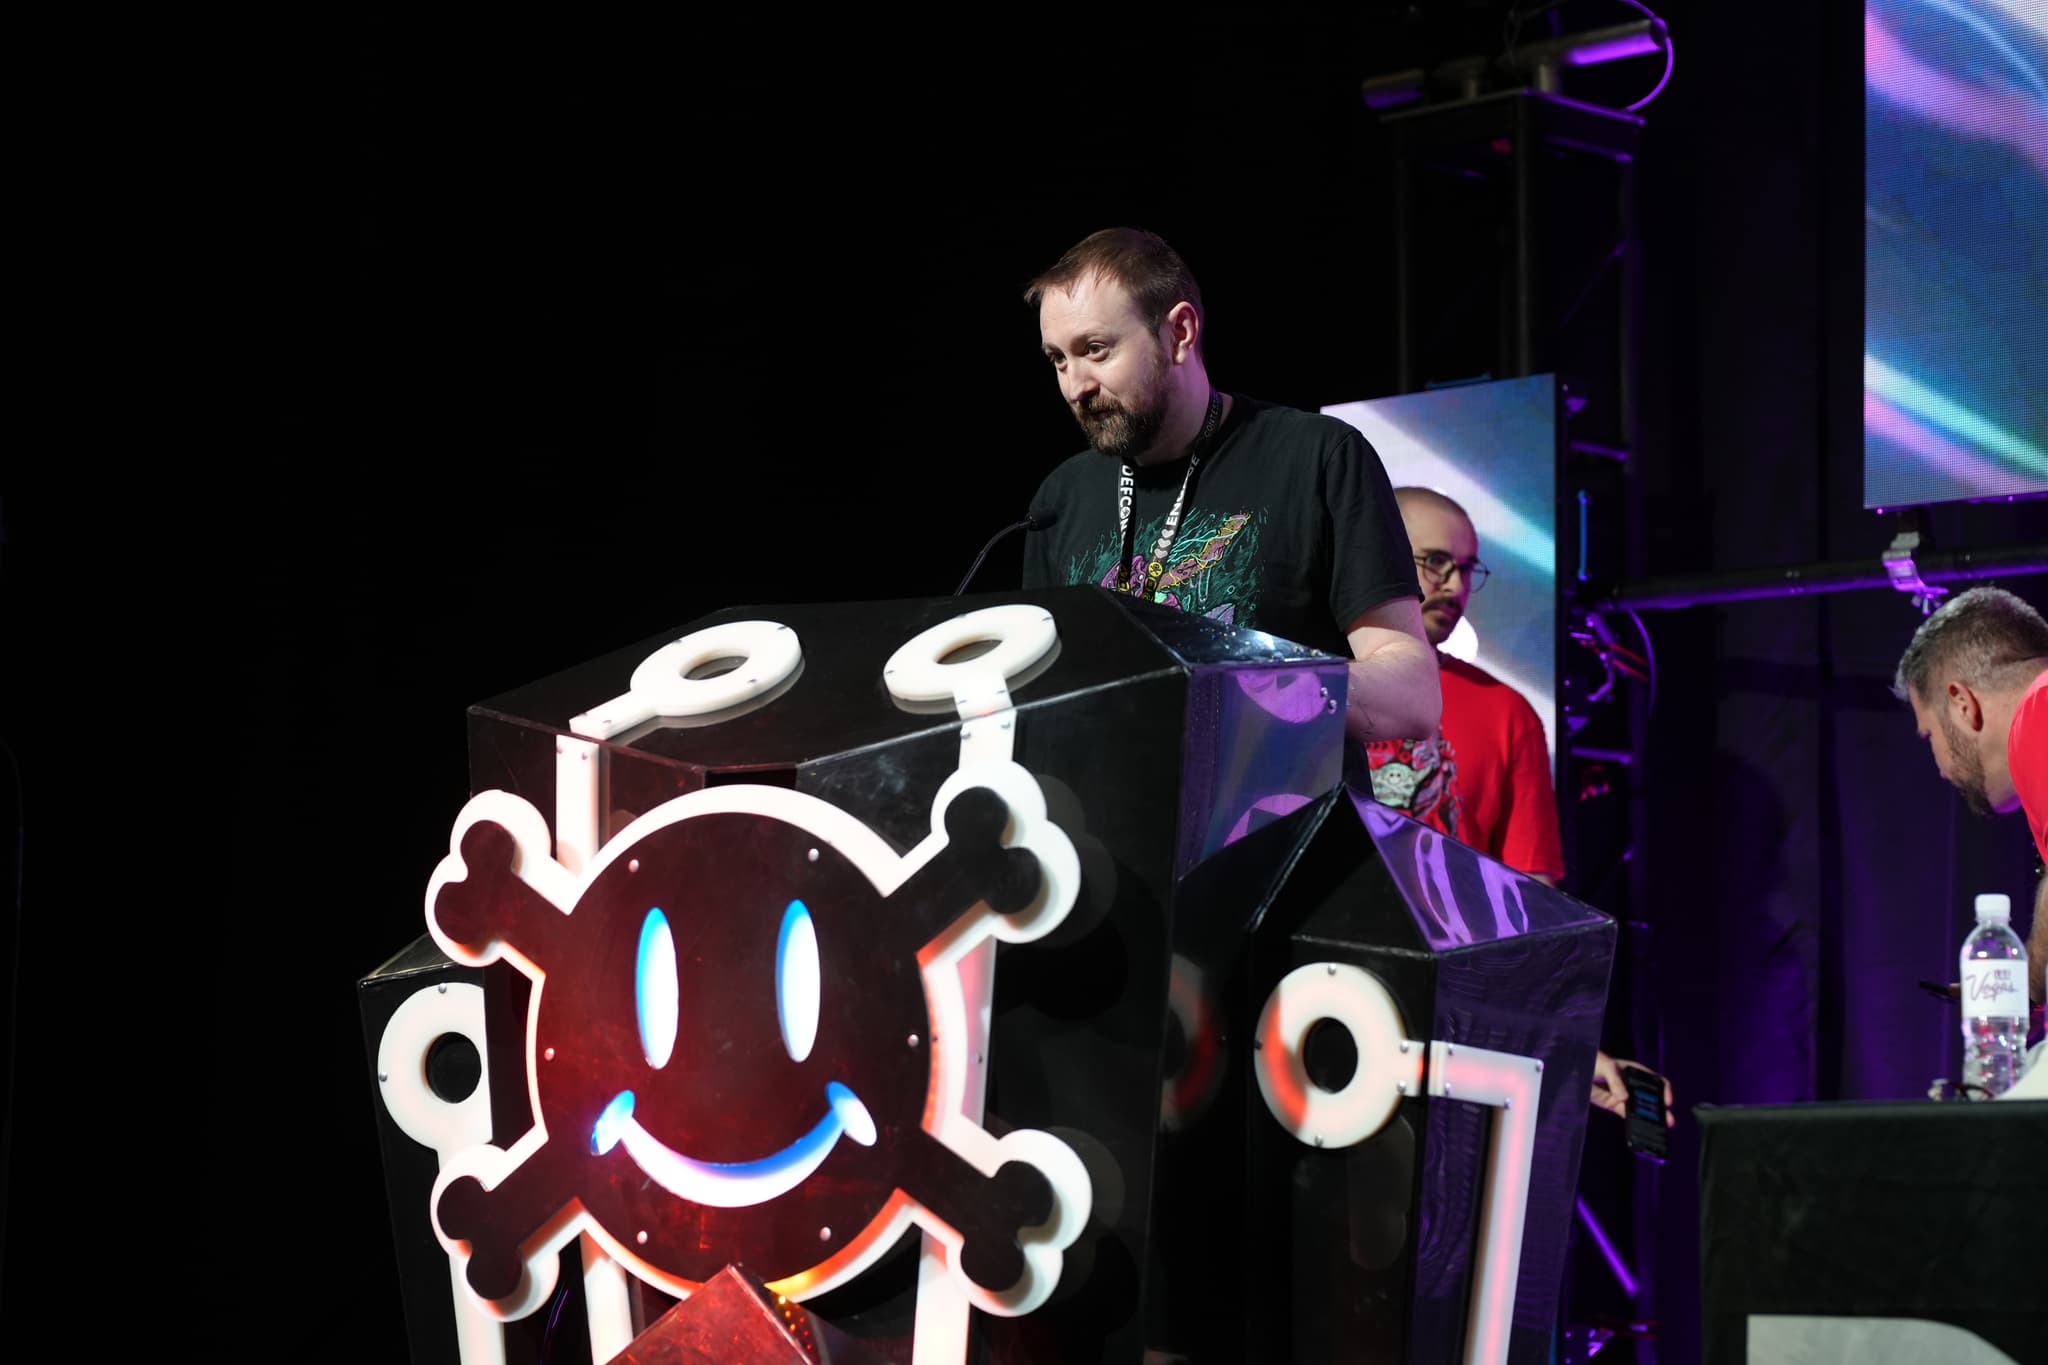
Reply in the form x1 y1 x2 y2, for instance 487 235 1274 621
2 7 2042 1360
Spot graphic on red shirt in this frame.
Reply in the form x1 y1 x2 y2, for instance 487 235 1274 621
1362 734 1460 840
1359 655 1565 882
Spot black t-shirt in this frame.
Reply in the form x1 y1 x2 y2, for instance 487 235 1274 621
1021 393 1419 657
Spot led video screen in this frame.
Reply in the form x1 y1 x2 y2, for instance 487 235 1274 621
1323 374 1559 761
1865 0 2048 508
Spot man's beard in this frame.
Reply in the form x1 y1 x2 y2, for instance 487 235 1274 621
1076 391 1168 462
1941 710 1993 816
1421 597 1460 649
1074 349 1172 461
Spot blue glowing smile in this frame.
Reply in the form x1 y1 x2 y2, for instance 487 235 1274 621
599 898 867 1207
591 1082 877 1208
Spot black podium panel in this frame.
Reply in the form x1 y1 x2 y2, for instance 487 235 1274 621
1183 787 1615 1365
1112 783 1616 1364
464 586 1340 857
1699 1100 2048 1365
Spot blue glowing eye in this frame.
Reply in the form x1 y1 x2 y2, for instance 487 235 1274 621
777 899 820 1063
637 908 679 1070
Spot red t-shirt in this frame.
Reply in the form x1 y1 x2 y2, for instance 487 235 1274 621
1362 654 1566 880
2009 668 2048 864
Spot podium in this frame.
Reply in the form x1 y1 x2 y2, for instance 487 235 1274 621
358 586 1613 1362
1699 1099 2048 1365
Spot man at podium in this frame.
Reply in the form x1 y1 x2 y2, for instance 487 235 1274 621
1019 225 1444 745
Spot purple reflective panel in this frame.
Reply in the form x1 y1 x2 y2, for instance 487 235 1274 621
1232 666 1335 724
1222 793 1314 847
1177 660 1347 877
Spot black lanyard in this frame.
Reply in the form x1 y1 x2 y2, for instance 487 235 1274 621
1116 390 1226 599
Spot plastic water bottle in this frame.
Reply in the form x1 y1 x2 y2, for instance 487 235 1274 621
1959 893 2029 1098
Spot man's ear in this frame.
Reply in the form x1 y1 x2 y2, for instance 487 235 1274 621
1948 679 1986 732
1163 301 1200 365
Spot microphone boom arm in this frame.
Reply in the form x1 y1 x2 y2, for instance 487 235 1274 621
955 509 1057 596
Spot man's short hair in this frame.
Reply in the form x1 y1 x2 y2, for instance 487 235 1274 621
1892 586 2048 703
1023 227 1205 346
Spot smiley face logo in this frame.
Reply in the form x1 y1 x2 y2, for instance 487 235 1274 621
587 897 879 1208
424 764 1091 1323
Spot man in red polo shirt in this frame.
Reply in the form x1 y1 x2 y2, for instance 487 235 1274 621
1360 486 1666 1121
1359 487 1566 884
1895 585 2048 1008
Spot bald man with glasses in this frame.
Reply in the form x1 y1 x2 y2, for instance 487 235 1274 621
1354 487 1562 885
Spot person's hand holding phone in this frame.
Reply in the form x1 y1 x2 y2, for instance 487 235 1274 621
1591 1050 1672 1122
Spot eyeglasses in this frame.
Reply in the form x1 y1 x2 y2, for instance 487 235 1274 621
1413 551 1490 592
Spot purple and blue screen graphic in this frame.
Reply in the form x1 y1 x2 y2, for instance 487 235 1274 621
1865 0 2048 508
1323 374 1557 761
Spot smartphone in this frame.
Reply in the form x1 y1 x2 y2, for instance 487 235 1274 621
1621 1065 1669 1164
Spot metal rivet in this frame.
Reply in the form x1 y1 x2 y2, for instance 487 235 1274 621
1503 1098 1513 1111
907 1034 920 1048
1326 699 1339 713
1446 1045 1455 1056
1444 1084 1454 1096
807 848 820 862
437 983 447 994
1399 1042 1409 1053
1326 964 1336 975
544 1047 556 1061
1535 1061 1544 1072
628 858 640 873
378 1072 388 1083
1252 1038 1263 1050
1313 1136 1324 1147
637 1230 648 1245
819 1227 832 1241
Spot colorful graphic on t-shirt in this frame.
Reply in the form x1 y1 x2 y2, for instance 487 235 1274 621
1361 733 1460 840
1068 508 1262 626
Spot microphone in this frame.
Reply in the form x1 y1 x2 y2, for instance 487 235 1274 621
955 508 1058 596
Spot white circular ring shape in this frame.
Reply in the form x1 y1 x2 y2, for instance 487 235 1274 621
882 606 1058 704
376 981 493 1162
1253 962 1408 1150
629 620 802 718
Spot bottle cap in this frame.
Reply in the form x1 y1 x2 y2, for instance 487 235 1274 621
1975 893 2012 922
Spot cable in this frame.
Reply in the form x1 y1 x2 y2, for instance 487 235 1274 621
1502 0 1675 113
1621 604 1658 715
538 1270 573 1361
1576 611 1621 707
1606 0 1675 111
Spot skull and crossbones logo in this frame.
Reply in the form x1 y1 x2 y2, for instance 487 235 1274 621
424 761 1089 1321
